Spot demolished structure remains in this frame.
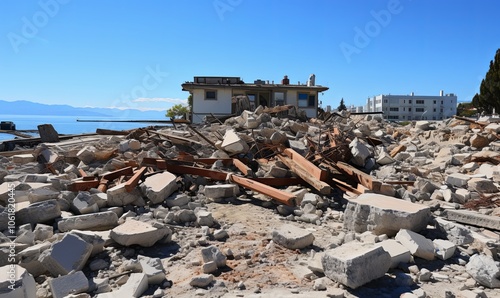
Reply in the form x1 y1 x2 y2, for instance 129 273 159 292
1 106 500 297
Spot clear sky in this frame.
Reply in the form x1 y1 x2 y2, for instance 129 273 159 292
1 0 499 112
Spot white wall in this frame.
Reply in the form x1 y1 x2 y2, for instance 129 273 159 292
192 88 233 123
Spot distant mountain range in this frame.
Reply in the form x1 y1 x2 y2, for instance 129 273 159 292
0 100 166 118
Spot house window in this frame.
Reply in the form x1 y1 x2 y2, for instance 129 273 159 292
416 108 425 112
433 100 436 104
298 93 315 107
409 108 412 112
205 90 217 100
274 92 285 106
416 100 424 104
433 108 436 112
390 107 399 111
388 115 399 120
409 100 412 104
384 100 388 103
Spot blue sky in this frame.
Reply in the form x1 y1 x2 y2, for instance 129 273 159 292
1 0 499 112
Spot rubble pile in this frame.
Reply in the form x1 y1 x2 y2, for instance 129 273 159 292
1 108 500 297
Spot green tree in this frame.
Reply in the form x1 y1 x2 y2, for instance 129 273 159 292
166 104 189 119
337 98 347 111
187 94 193 111
472 48 500 114
457 102 477 117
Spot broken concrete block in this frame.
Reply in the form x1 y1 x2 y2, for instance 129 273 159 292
106 184 142 207
467 178 499 193
18 242 51 277
349 138 371 167
272 224 314 250
76 146 95 164
434 217 474 245
202 261 218 274
395 229 435 261
445 209 500 231
415 121 430 131
119 139 141 152
196 210 215 227
72 192 99 214
466 254 500 288
33 224 53 242
57 211 119 232
140 171 178 205
165 193 190 207
39 233 93 276
470 134 489 148
138 255 165 285
221 129 249 154
27 187 60 204
446 173 470 188
12 154 36 164
190 274 214 288
69 230 108 257
0 265 36 298
100 273 148 298
201 245 227 268
433 239 456 260
16 199 61 226
49 271 89 298
322 242 391 289
343 194 432 237
110 219 170 247
376 239 411 268
204 184 239 199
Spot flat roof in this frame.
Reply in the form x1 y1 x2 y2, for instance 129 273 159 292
182 82 329 92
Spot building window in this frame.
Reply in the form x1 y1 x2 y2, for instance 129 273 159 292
409 108 412 112
409 100 412 104
274 92 285 106
298 93 315 107
390 107 399 111
416 100 424 104
388 115 399 120
205 90 217 100
433 108 436 112
433 100 436 104
441 100 443 104
384 100 388 103
416 108 425 112
440 108 443 113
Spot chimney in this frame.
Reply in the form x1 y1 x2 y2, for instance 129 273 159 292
440 90 444 96
281 75 289 85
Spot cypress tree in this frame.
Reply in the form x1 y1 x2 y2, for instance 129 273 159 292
473 49 500 113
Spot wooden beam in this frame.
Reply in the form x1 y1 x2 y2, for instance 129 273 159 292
101 166 134 180
67 180 100 192
278 154 331 194
229 175 296 206
336 161 381 192
165 164 228 181
232 158 253 177
187 124 217 148
282 148 328 181
124 166 147 192
332 178 361 195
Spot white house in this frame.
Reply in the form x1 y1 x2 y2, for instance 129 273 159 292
181 75 329 123
365 91 457 121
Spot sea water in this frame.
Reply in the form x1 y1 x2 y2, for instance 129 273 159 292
0 114 167 141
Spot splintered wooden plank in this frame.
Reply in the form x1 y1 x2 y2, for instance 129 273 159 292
101 166 134 180
336 161 381 192
165 164 228 181
331 178 361 195
124 166 147 192
67 180 100 192
232 158 253 177
229 175 296 206
282 148 328 181
278 155 331 194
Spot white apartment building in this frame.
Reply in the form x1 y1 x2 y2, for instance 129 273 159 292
365 91 457 121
